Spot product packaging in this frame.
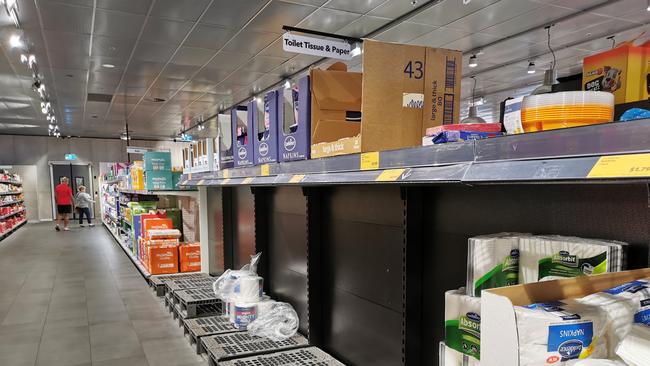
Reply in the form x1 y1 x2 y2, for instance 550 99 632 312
143 151 172 171
130 162 145 190
231 105 255 167
218 113 234 169
583 39 650 104
278 76 310 162
615 323 650 366
247 302 299 342
233 302 258 330
503 96 525 134
253 90 279 165
146 244 179 275
445 288 482 360
467 233 525 297
423 130 502 145
309 39 462 158
179 243 201 272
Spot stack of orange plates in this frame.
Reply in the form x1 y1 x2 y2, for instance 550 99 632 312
521 91 614 132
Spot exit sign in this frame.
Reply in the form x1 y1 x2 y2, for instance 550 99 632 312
65 154 77 161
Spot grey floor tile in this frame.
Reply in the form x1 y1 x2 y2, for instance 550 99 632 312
89 321 145 363
37 325 91 366
92 355 151 366
141 338 206 366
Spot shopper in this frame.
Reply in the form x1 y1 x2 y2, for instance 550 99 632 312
54 177 74 231
75 185 95 227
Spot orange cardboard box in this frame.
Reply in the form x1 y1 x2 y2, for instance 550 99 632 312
147 244 178 275
143 218 173 239
179 243 201 272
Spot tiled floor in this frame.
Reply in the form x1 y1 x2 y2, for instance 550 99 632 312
0 222 207 366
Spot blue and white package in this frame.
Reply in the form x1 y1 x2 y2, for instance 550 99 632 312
515 300 608 365
600 278 650 326
423 130 503 145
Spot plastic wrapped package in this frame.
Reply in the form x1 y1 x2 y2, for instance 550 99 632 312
147 229 182 239
574 360 627 366
212 252 263 300
247 302 299 342
615 324 650 366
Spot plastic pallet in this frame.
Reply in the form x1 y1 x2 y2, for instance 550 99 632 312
218 347 345 366
175 287 222 318
183 316 241 354
202 331 309 365
171 298 222 321
166 277 216 292
150 272 208 296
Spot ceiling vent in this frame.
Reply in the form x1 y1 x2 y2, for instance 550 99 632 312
87 93 113 103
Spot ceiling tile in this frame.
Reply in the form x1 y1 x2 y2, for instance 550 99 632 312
193 67 232 84
241 55 288 74
297 8 362 33
201 0 268 29
224 69 266 87
442 33 501 53
132 42 176 63
92 35 136 59
374 22 438 44
94 8 146 40
337 15 391 37
97 0 153 15
171 46 215 66
444 0 545 34
409 0 501 27
141 17 194 45
126 61 166 76
163 63 201 79
479 5 580 38
39 2 93 34
44 31 90 56
204 51 252 73
223 30 278 55
151 0 212 21
368 0 429 19
592 0 649 20
184 24 236 50
89 70 123 87
409 27 471 48
325 0 386 14
247 1 315 33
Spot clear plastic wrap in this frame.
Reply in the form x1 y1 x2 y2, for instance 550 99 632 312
247 302 299 342
212 252 263 300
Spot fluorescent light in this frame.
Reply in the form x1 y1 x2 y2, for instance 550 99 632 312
283 79 291 89
9 34 22 48
254 96 261 103
647 0 650 11
28 54 36 68
474 97 485 106
350 43 362 57
527 61 536 74
469 54 478 68
101 63 115 69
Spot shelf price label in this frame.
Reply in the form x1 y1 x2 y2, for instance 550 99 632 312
375 169 406 182
260 164 270 176
222 169 230 179
360 152 380 170
289 174 305 183
587 153 650 178
242 177 254 185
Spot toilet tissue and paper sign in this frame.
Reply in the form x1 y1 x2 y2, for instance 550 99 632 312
445 288 482 360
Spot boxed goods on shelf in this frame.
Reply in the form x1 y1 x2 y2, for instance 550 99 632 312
253 90 280 165
521 91 614 132
144 151 172 171
310 39 462 158
481 268 650 366
422 123 502 145
279 76 310 162
583 39 650 104
145 243 179 275
145 170 173 190
179 242 201 272
232 105 255 167
130 162 145 190
219 113 234 169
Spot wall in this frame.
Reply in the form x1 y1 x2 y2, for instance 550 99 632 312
0 134 189 221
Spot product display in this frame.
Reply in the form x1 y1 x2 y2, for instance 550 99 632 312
521 91 614 132
615 324 650 366
0 170 26 241
467 233 524 297
445 288 481 360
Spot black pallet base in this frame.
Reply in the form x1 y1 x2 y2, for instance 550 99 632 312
183 315 241 354
202 331 309 365
217 347 346 366
150 272 208 296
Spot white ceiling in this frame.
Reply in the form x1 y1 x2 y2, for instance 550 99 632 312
0 0 648 139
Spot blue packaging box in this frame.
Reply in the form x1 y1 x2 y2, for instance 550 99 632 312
145 170 173 190
231 105 255 167
143 151 172 171
218 114 234 169
253 90 279 165
278 76 310 162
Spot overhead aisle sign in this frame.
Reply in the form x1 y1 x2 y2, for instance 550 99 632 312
282 33 352 60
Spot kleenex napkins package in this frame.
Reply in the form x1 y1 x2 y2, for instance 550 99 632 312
515 300 609 365
519 236 626 284
467 233 526 297
445 288 482 360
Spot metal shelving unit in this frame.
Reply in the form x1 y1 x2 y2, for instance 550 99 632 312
102 221 151 278
0 199 23 208
0 209 25 220
0 220 26 242
0 190 23 196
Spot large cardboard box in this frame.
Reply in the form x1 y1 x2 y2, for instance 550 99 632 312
583 40 650 104
179 243 201 272
143 218 173 238
143 151 172 171
146 244 179 275
481 268 650 366
310 39 462 158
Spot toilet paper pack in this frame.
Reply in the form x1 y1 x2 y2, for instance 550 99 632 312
467 233 524 297
520 236 625 284
445 289 482 360
515 300 609 365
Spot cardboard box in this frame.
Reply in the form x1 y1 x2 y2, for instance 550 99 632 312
310 40 462 158
145 170 173 190
253 90 279 164
143 151 172 171
179 243 201 272
130 162 144 190
278 76 311 162
583 40 650 104
231 105 255 167
146 244 179 275
143 218 173 238
218 114 234 169
481 268 650 366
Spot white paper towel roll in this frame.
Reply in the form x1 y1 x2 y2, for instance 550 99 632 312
519 236 625 284
515 300 609 365
615 324 650 366
233 275 263 302
445 288 481 361
467 233 525 297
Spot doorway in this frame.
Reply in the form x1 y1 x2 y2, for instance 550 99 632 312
49 162 94 220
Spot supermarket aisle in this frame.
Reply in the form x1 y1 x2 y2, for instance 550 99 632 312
0 222 206 366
